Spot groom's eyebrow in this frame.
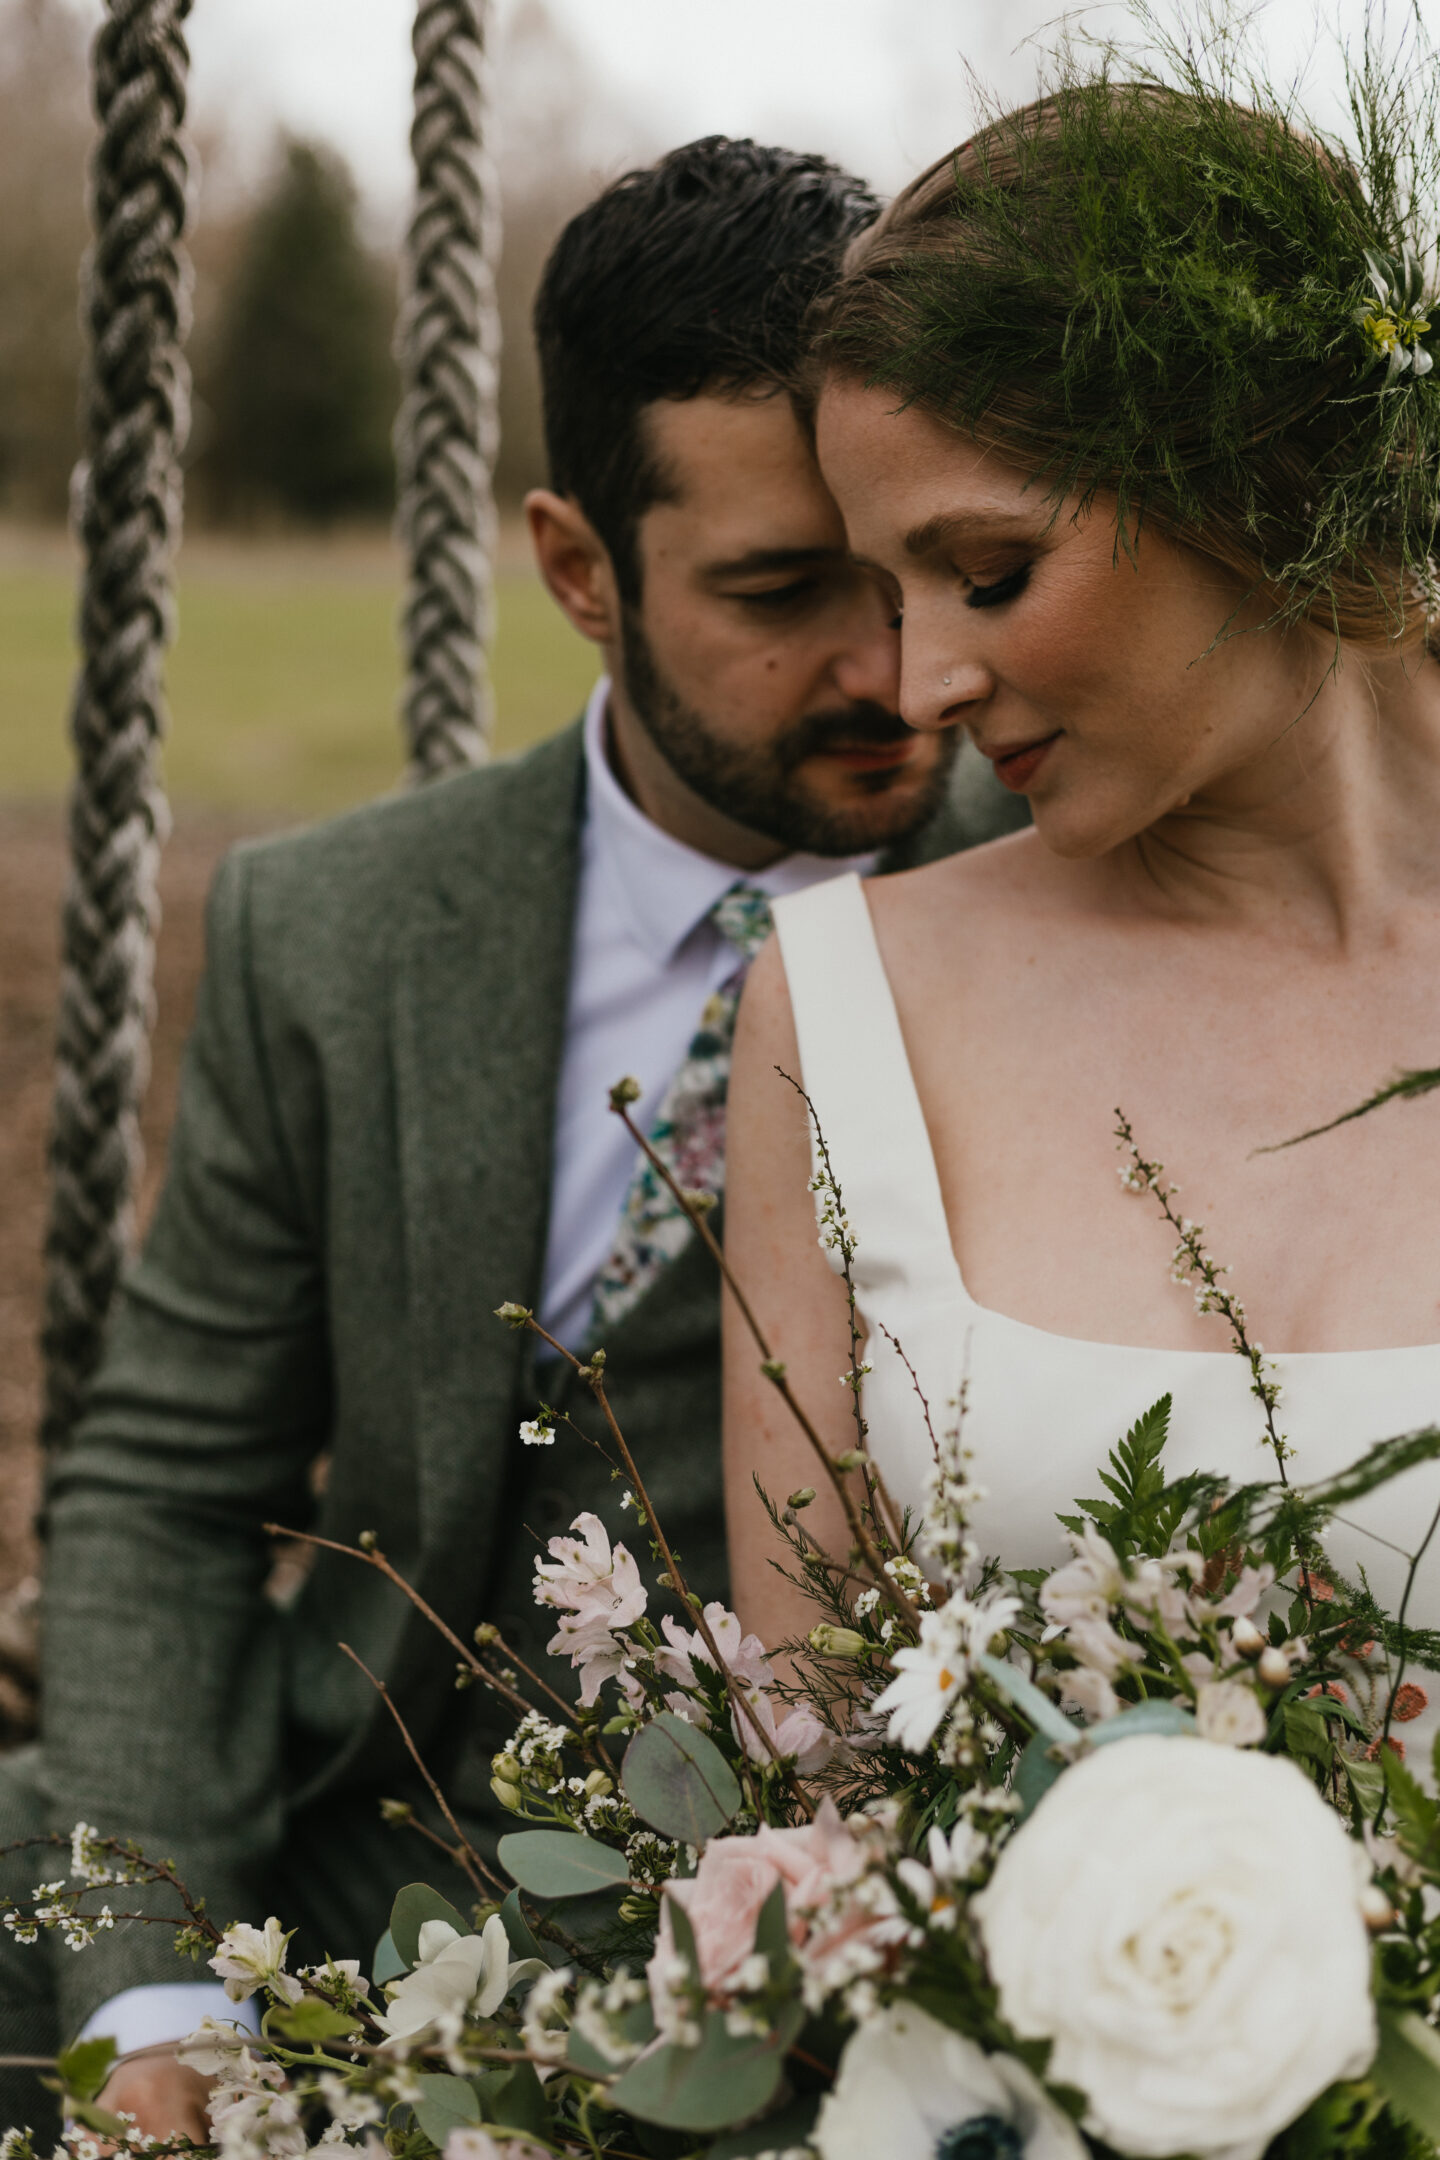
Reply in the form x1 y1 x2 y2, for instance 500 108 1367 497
904 510 1037 556
704 545 845 579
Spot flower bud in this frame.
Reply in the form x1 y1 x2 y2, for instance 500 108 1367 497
455 1663 476 1690
835 1448 869 1472
583 1771 614 1800
492 1752 521 1782
490 1777 523 1812
809 1624 868 1659
1230 1616 1265 1660
1257 1646 1292 1688
608 1076 642 1110
618 1894 653 1925
1359 1884 1396 1933
379 1798 414 1826
787 1488 816 1510
760 1357 787 1382
358 1529 378 1552
494 1302 532 1328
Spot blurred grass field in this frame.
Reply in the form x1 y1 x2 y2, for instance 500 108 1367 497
0 522 597 816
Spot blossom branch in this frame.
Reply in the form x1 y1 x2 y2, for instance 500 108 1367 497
508 1310 816 1821
609 1093 919 1634
338 1644 504 1900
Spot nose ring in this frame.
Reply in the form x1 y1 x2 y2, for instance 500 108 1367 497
942 675 952 686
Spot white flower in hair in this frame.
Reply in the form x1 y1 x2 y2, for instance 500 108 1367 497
815 2002 1084 2160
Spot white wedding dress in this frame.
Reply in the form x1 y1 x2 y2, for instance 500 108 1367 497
774 875 1440 1728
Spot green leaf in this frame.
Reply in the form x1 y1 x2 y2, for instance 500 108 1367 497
1085 1701 1196 1745
1372 2006 1440 2138
706 2094 820 2158
372 1925 406 1988
622 1713 742 1845
1345 1755 1386 1821
389 1883 470 1969
411 2073 482 2149
62 2100 128 2139
485 2060 549 2138
1283 1701 1335 1780
497 1887 565 1971
567 1991 657 2078
609 2003 803 2132
976 1652 1077 1750
752 1880 790 1978
267 1998 362 2043
1014 1732 1066 1816
497 1829 631 1898
55 2037 117 2105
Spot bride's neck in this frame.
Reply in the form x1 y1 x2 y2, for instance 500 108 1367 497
1116 649 1440 947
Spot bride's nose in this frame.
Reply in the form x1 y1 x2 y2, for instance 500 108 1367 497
897 616 993 733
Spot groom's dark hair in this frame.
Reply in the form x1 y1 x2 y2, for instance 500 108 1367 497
534 136 877 604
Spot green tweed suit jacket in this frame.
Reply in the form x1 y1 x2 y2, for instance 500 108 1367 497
37 720 1024 2030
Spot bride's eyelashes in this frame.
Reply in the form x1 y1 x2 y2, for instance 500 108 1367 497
965 562 1032 610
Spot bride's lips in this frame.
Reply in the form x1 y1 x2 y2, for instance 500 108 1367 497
981 731 1061 791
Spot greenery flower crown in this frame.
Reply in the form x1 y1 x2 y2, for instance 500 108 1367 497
822 11 1440 646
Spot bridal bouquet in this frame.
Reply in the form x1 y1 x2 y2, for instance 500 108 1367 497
8 1106 1440 2160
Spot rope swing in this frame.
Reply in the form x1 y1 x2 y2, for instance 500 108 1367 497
398 0 500 779
41 0 192 1454
41 0 500 1447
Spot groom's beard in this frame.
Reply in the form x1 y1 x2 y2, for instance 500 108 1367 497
619 610 958 858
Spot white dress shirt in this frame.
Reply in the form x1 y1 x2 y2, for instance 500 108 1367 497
82 675 875 2053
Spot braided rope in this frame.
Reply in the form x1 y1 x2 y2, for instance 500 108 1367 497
41 0 191 1451
397 0 501 780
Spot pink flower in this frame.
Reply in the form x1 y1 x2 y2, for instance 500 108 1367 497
654 1604 835 1767
655 1604 773 1693
647 1800 872 2017
533 1515 646 1707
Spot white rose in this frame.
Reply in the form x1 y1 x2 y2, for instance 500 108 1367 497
973 1735 1376 2159
815 2002 1084 2160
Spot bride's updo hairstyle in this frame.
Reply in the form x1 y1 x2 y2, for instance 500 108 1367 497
813 62 1439 656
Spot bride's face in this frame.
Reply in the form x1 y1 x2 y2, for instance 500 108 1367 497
814 377 1323 857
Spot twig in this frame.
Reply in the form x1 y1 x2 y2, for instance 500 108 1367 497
1378 1492 1440 1785
518 1311 815 1822
339 1644 502 1900
1254 1065 1440 1155
610 1097 920 1634
261 1523 609 1771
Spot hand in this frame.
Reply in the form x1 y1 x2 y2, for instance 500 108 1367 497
97 2051 214 2143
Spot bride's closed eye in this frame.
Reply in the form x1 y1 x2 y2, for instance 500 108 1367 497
965 562 1032 609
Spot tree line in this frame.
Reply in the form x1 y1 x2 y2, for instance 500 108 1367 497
0 0 649 524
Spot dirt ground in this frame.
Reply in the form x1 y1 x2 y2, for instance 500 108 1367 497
0 802 264 1733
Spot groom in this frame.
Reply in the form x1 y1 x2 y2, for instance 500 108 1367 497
0 136 1023 2132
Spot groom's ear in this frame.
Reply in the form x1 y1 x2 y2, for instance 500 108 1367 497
526 489 623 648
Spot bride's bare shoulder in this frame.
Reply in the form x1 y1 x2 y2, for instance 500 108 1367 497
866 825 1062 942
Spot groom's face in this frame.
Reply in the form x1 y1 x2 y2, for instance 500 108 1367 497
612 389 957 861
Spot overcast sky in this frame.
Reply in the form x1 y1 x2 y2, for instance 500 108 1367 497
69 0 1431 226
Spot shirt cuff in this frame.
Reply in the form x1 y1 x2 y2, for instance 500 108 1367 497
77 1982 261 2056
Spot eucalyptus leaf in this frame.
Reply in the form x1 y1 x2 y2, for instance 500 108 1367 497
976 1652 1077 1749
485 2060 549 2138
1085 1701 1196 1745
1372 2006 1440 2138
610 2003 803 2133
498 1887 566 1971
412 2073 483 2149
752 1880 790 1977
622 1713 742 1845
498 1829 631 1898
567 1989 657 2079
372 1926 406 1988
1014 1732 1066 1817
706 2093 820 2158
389 1883 470 1969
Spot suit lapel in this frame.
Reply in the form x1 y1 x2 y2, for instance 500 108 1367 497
392 727 585 1561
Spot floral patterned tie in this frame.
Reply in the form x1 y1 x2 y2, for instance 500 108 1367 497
587 882 775 1340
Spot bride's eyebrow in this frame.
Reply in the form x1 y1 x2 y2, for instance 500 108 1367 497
903 509 1040 556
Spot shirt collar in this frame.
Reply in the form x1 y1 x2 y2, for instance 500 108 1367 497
582 677 878 967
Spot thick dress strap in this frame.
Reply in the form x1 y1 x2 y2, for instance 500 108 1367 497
771 874 963 1309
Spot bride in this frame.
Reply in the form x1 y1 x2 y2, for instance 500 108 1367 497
722 77 1440 1664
